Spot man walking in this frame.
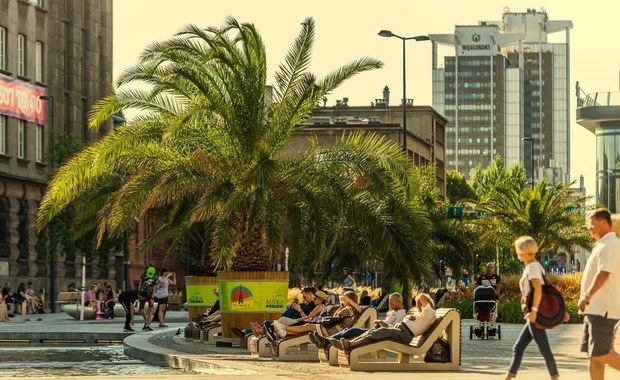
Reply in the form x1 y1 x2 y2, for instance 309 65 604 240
580 208 620 379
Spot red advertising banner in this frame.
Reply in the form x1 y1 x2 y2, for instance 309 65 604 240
0 73 46 126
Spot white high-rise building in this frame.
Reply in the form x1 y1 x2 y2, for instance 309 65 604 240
429 8 572 183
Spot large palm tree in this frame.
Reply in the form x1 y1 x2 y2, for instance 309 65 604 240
37 17 434 281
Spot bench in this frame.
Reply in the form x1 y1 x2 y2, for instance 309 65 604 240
336 308 461 371
269 306 378 362
55 292 81 306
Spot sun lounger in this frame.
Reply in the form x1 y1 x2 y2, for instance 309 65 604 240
270 306 378 362
336 308 461 371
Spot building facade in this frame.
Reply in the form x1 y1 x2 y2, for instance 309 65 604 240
576 87 620 213
430 8 572 182
308 89 447 195
0 0 114 294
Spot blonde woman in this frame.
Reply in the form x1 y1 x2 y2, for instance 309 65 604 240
504 236 559 380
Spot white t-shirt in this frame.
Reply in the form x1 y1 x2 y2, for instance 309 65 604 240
519 261 545 297
401 304 437 337
385 308 407 327
154 276 171 299
581 231 620 318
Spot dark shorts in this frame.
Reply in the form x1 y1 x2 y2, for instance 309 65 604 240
581 314 620 357
155 297 168 304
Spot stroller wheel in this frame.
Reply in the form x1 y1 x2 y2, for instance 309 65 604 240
497 325 501 340
469 325 473 340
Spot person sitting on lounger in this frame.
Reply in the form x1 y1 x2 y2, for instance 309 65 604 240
331 292 436 352
267 290 361 341
234 287 325 338
310 292 406 349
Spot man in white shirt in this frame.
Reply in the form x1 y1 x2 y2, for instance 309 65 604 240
580 208 620 380
310 293 406 349
333 293 437 351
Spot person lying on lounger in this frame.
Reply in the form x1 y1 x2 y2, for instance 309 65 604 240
267 290 361 341
331 293 436 352
309 292 406 349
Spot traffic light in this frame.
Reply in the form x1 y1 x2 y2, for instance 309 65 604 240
543 254 549 266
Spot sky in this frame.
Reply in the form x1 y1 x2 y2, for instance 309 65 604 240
113 0 620 199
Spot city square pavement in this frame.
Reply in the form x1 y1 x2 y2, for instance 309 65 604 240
1 311 620 379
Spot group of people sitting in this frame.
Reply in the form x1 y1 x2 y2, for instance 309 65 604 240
226 286 437 352
82 282 118 320
0 281 45 321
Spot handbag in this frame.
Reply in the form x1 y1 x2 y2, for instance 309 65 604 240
320 316 343 328
525 272 566 329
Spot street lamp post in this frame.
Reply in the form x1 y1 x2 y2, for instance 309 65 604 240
522 137 534 185
39 95 56 313
378 30 429 156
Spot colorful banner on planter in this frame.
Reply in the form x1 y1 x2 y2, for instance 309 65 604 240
0 73 47 125
219 280 288 312
185 283 219 306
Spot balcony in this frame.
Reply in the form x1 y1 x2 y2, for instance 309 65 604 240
576 91 620 133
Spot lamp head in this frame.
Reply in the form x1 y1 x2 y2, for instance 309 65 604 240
378 30 394 38
413 35 430 41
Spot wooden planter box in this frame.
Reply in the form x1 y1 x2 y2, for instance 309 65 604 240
185 276 218 321
218 271 289 338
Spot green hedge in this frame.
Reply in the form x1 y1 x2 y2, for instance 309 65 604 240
441 296 583 324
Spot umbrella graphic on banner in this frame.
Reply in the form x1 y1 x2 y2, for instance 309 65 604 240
231 285 253 304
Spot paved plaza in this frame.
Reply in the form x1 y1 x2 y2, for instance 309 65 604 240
0 311 620 379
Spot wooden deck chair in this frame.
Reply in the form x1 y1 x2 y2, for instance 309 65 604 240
336 308 461 371
319 306 379 365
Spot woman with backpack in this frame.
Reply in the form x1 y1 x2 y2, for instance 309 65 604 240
504 236 559 380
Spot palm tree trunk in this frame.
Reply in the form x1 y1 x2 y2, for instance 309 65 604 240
231 220 272 271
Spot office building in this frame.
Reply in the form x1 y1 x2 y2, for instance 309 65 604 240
430 8 572 182
0 0 114 291
308 88 447 196
576 85 620 212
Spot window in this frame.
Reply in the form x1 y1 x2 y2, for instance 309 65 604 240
35 41 42 82
0 27 5 70
35 124 43 162
17 120 25 159
0 116 6 155
18 34 26 77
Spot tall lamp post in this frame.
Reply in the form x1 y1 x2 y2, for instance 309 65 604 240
39 95 56 313
522 137 534 186
378 30 429 155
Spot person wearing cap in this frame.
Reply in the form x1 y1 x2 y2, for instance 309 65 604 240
310 292 406 349
138 265 158 331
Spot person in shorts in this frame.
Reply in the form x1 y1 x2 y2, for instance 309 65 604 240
580 208 620 380
138 266 157 331
154 268 176 328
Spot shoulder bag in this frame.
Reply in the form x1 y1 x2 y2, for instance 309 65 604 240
525 272 566 329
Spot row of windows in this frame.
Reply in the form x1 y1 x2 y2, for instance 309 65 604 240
0 26 44 82
445 104 494 110
0 116 44 162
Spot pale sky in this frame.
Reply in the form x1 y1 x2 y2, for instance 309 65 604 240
114 0 620 199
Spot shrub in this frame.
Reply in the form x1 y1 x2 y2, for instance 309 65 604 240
441 272 584 324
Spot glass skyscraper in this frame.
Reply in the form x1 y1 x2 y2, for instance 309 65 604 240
430 9 572 182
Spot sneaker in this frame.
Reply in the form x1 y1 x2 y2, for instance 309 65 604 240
145 325 153 331
340 338 352 352
158 324 169 328
308 332 320 347
96 316 105 320
7 314 14 318
329 338 343 350
272 320 286 338
142 324 148 331
231 327 245 338
124 327 135 332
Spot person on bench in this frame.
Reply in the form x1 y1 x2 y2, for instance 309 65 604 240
268 290 361 341
332 292 436 352
310 292 406 349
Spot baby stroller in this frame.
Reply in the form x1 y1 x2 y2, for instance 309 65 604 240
469 286 501 340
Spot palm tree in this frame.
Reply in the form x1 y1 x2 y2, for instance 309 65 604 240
37 17 435 283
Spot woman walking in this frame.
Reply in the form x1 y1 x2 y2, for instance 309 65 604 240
504 236 559 380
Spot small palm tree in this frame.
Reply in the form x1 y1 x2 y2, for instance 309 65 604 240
37 17 434 282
